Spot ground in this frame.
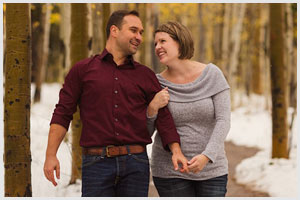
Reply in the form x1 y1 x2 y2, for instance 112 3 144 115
148 141 269 197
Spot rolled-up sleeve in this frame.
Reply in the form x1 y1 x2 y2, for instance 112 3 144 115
50 63 82 131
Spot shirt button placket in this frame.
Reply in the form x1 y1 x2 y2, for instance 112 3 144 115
113 72 120 136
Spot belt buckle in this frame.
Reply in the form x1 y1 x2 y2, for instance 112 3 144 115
106 145 115 157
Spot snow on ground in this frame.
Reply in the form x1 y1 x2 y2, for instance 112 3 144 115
28 84 297 197
226 94 298 197
30 83 81 197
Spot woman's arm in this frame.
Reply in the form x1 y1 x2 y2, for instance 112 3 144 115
202 89 231 163
188 89 231 173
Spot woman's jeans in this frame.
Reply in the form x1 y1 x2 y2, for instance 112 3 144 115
153 174 228 197
81 152 150 197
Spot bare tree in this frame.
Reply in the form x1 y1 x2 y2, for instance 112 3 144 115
269 3 289 158
33 3 51 103
4 3 32 196
69 3 89 184
227 3 246 108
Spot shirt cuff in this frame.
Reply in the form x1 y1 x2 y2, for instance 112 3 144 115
50 114 71 131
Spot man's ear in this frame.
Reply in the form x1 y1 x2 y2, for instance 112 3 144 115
110 25 119 38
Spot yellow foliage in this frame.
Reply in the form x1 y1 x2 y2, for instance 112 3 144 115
3 3 6 12
241 30 249 41
50 13 60 25
97 11 101 16
160 3 198 23
32 21 40 28
215 16 223 24
128 3 136 10
42 4 47 14
49 4 54 11
91 3 96 10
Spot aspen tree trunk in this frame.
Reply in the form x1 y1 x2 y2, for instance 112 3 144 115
204 5 214 63
151 3 160 73
144 3 152 68
33 3 51 103
252 4 263 95
194 3 202 62
92 3 103 54
221 3 232 79
102 3 110 48
213 4 224 65
239 4 252 99
60 3 71 82
228 3 246 109
136 3 146 64
4 3 32 197
289 4 297 109
260 4 271 110
3 4 6 66
59 3 71 144
283 4 296 153
69 3 89 184
269 3 289 158
284 3 294 109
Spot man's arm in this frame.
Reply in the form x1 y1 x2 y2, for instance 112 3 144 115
168 142 189 173
43 124 67 186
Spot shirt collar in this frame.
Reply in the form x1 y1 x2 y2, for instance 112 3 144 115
99 48 136 69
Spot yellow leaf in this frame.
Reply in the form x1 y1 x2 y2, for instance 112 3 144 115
33 21 40 28
50 13 61 25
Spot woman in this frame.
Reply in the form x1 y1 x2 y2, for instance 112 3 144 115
147 21 231 197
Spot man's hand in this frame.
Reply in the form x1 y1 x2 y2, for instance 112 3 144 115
168 142 189 173
172 151 189 173
148 87 169 117
44 124 67 186
43 155 60 186
187 154 210 173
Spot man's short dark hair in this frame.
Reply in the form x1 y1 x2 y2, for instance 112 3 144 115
106 10 139 39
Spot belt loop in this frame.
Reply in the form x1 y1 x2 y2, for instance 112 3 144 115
101 147 106 158
125 145 131 155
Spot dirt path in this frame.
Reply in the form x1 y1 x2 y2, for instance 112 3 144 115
148 141 269 197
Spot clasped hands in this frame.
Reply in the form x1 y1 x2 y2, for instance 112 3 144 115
172 153 210 174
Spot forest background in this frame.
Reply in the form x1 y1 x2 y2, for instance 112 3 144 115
1 2 298 197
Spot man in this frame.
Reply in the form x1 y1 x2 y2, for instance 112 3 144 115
43 10 188 197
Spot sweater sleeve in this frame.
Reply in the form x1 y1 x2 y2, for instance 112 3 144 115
146 109 157 137
202 89 231 163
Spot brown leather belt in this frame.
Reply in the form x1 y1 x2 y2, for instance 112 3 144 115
82 144 146 157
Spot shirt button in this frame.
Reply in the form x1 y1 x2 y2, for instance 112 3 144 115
114 90 118 94
115 118 118 122
114 104 118 108
115 132 119 136
115 77 118 80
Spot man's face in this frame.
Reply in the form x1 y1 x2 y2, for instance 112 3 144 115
115 15 144 56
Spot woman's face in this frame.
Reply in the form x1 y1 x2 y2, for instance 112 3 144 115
154 32 179 65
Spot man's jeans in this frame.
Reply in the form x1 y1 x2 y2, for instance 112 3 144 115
81 152 150 197
153 174 228 197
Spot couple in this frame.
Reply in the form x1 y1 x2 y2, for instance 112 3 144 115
43 10 230 197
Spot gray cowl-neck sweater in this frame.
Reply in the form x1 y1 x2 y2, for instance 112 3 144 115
148 63 231 180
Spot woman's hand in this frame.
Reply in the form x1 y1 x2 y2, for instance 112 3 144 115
147 87 169 117
187 154 210 173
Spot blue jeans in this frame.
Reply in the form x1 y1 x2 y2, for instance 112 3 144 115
153 174 228 197
81 152 150 197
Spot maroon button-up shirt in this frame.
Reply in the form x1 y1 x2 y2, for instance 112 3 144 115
50 49 180 149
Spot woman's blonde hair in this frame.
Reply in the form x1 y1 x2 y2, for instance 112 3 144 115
155 21 194 59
